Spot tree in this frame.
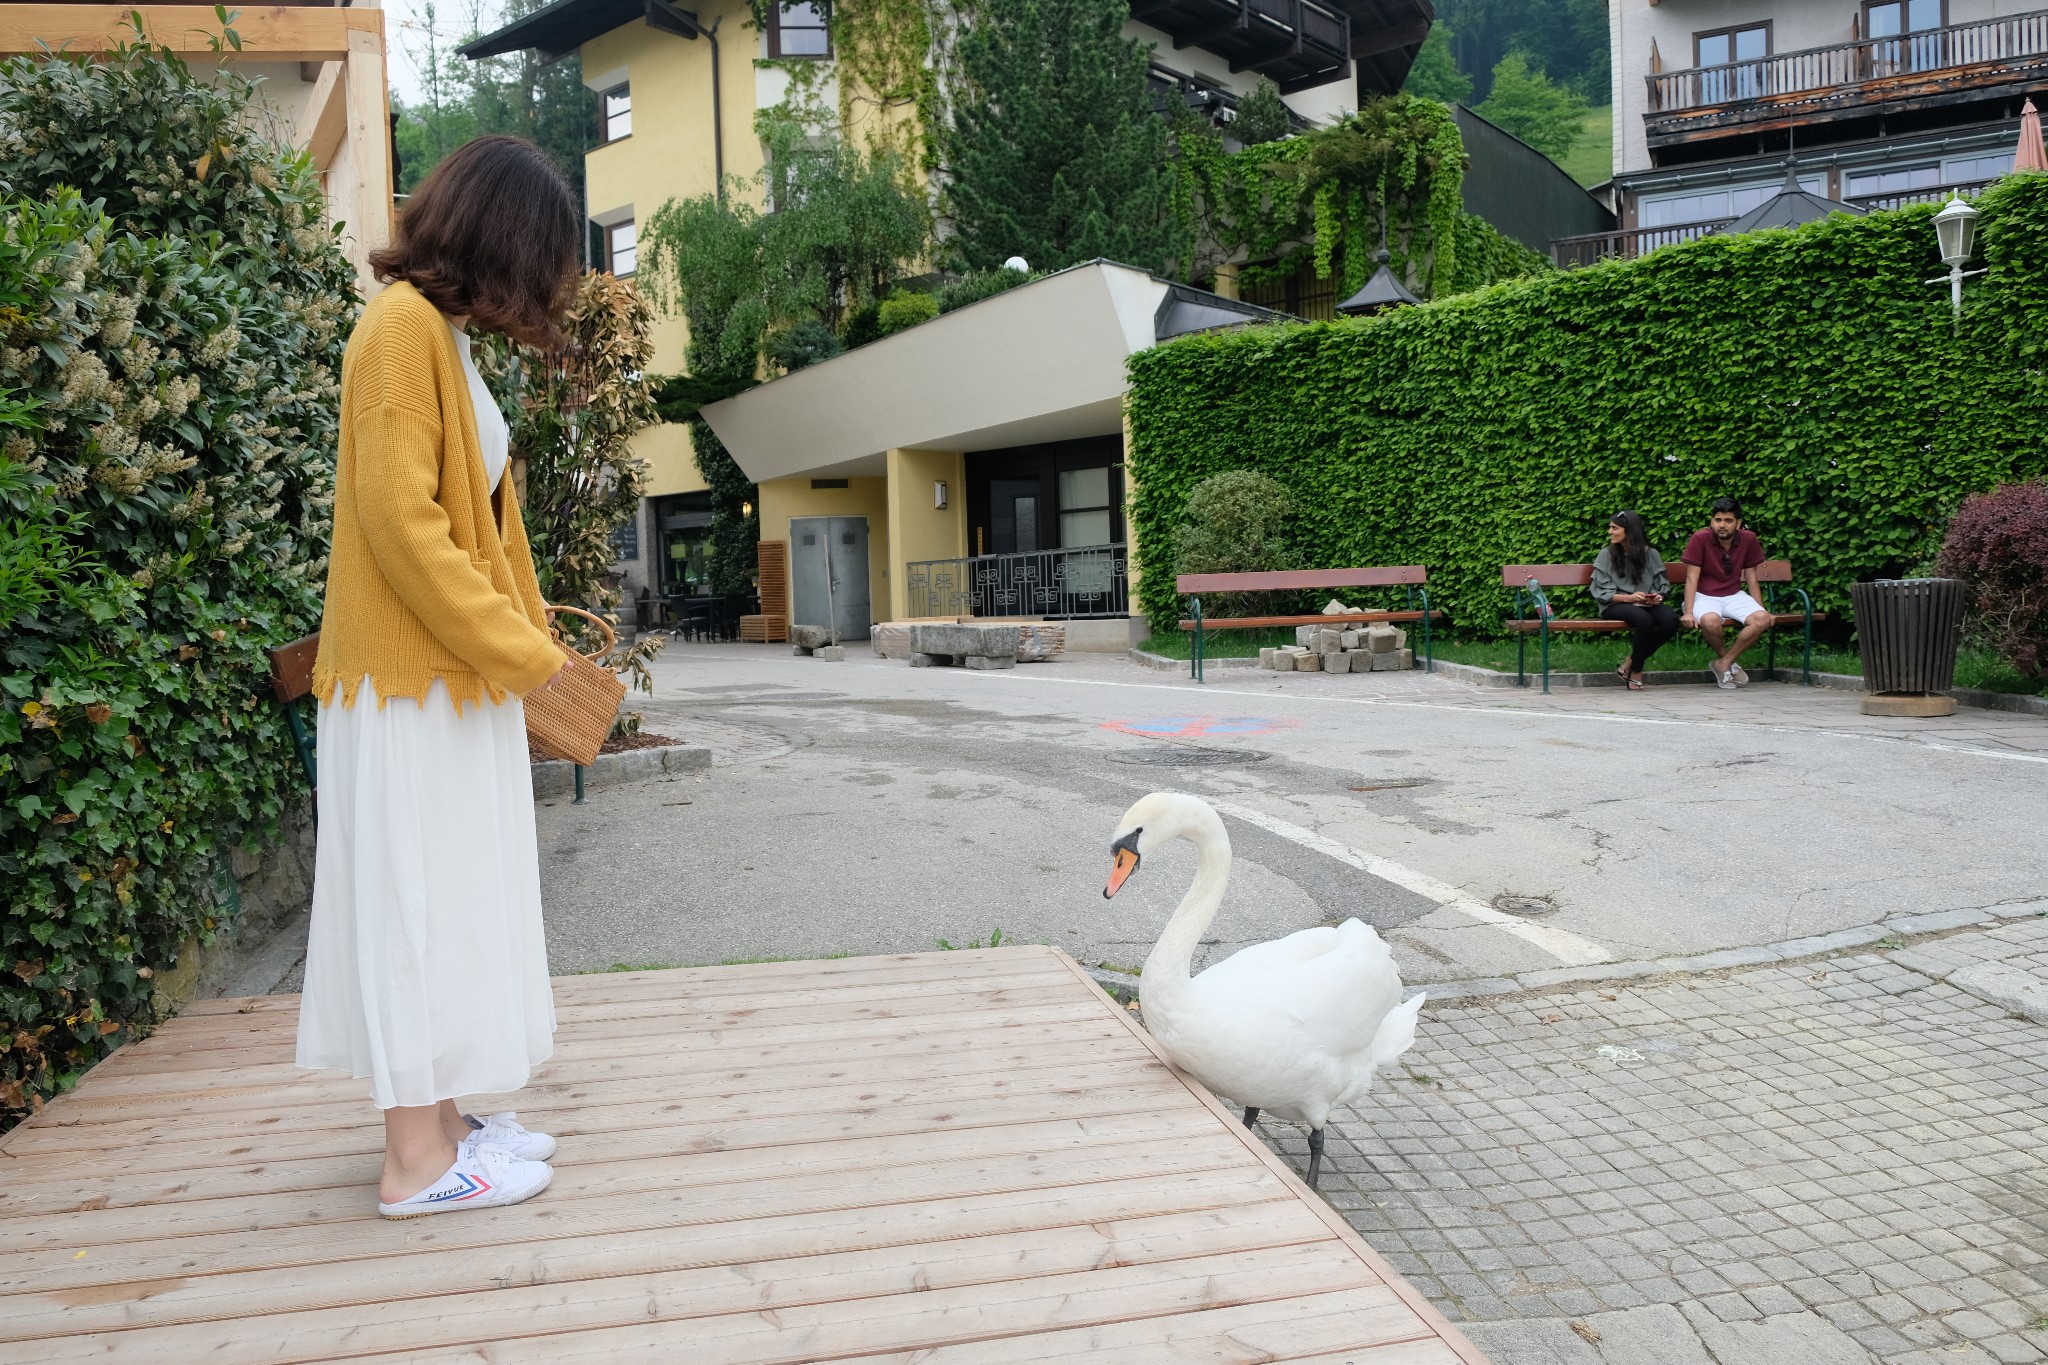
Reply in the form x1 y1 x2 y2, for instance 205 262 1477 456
1231 78 1295 148
1402 24 1474 107
394 0 594 223
1436 0 1608 102
1473 52 1587 161
941 0 1174 274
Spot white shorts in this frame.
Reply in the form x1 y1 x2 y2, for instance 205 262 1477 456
1692 591 1769 625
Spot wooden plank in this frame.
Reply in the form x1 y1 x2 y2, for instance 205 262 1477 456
0 1143 1263 1293
13 1203 1332 1360
1178 610 1434 630
9 1015 1135 1151
0 1080 1204 1219
56 989 1110 1101
832 1287 1433 1363
1044 950 1494 1365
1501 563 1596 587
1176 565 1426 593
1282 1344 1469 1365
0 5 380 61
339 1243 1380 1365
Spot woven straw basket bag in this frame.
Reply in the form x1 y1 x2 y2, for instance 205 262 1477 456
524 605 627 767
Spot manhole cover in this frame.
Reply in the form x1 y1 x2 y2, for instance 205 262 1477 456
1492 894 1556 915
1107 747 1269 767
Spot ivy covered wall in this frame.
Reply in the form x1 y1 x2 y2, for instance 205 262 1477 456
1127 176 2048 637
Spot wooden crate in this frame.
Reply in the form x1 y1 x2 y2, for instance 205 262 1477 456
739 613 788 643
744 540 789 642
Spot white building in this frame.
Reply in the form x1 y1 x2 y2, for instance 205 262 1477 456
1574 0 2036 261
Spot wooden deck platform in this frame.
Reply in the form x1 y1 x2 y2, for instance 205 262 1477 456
0 944 1486 1363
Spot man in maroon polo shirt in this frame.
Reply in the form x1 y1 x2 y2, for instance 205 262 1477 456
1680 496 1771 690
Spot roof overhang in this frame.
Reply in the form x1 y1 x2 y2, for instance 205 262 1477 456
460 0 698 62
702 263 1276 483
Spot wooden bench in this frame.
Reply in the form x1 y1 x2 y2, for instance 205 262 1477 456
1502 559 1823 693
1176 567 1442 683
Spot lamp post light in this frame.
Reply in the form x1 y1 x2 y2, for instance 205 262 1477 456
1926 194 1986 332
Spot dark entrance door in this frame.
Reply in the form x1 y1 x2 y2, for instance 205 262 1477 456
988 478 1042 554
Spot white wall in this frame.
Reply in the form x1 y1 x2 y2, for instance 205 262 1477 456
1610 0 2027 175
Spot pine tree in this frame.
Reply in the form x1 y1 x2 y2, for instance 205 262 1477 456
1231 78 1295 148
941 0 1174 274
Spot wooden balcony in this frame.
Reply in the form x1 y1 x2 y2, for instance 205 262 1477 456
1644 9 2048 152
1550 177 1998 268
1131 0 1352 94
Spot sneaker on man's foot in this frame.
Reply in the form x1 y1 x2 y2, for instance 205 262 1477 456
464 1111 557 1161
378 1140 552 1219
1729 663 1749 687
1713 664 1737 690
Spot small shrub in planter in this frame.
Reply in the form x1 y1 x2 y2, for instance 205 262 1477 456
764 317 844 373
1938 480 2048 676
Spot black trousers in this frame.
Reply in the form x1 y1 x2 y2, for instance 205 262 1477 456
1602 602 1681 673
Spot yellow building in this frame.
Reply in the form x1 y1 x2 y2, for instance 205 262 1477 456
465 0 1429 643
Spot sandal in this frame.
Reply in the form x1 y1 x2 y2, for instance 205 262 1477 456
1626 676 1645 691
1615 660 1631 682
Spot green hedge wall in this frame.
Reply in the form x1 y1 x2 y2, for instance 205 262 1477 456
1127 175 2048 637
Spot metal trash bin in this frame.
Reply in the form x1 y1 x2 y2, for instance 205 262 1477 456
1851 578 1965 717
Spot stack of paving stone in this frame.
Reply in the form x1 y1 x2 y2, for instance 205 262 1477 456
790 624 845 661
1260 623 1415 673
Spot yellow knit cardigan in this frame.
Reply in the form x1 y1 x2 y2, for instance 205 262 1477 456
313 282 564 710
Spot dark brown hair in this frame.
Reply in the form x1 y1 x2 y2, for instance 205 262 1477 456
371 135 579 350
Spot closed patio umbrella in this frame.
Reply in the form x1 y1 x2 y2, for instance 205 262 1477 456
2016 99 2047 173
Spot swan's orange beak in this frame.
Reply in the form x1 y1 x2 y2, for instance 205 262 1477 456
1104 832 1142 899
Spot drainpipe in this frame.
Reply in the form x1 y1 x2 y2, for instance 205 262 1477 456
709 17 725 205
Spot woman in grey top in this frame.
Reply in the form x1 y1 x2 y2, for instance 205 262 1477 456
1591 510 1678 690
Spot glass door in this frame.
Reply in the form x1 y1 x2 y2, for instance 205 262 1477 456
1867 0 1944 76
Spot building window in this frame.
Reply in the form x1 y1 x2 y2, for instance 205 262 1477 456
769 1 831 57
1943 151 2013 184
1867 1 1947 74
1057 467 1115 549
1846 164 1942 197
601 84 631 143
1639 175 1822 228
1694 23 1770 102
607 219 636 276
612 517 639 562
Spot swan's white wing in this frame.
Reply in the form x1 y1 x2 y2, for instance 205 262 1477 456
1190 919 1404 1062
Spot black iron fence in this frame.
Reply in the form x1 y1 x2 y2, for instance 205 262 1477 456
906 544 1130 620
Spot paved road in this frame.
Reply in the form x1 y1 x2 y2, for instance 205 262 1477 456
537 643 2048 984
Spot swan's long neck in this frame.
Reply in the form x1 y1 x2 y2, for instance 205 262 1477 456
1141 809 1231 1009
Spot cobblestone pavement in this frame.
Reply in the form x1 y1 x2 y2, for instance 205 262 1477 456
1273 917 2048 1365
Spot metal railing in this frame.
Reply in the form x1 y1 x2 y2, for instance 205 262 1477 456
1551 178 2001 267
906 544 1130 620
1647 8 2048 114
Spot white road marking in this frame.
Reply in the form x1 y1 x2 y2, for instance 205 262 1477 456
963 669 2048 766
1206 800 1617 968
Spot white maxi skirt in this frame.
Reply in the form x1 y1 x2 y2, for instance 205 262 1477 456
295 679 556 1109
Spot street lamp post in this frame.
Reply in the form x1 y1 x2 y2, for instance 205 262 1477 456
1925 194 1986 332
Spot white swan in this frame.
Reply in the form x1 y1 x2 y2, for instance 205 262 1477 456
1104 791 1424 1188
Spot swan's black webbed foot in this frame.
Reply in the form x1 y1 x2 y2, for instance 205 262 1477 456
1305 1127 1327 1188
1242 1106 1260 1128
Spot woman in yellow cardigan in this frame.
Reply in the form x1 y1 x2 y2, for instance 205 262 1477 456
297 137 576 1217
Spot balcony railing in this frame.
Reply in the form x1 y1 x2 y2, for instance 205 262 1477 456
1551 178 1999 268
1129 0 1351 94
1645 9 2048 138
906 545 1130 620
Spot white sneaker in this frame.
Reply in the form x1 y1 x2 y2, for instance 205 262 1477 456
1713 664 1737 690
378 1139 552 1219
1729 663 1749 687
464 1111 557 1161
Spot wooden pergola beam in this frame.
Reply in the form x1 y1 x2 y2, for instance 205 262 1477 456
0 5 381 63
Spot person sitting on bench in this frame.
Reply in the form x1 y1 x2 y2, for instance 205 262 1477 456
1680 496 1770 690
1590 510 1677 691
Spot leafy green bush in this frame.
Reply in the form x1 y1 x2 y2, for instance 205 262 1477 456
0 34 356 1126
764 317 845 373
1172 470 1299 618
1128 175 2048 638
936 267 1031 314
876 289 940 336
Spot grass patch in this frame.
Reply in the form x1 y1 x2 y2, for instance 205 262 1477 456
1137 629 1299 660
1558 105 1613 188
1954 651 2048 697
1429 635 1864 677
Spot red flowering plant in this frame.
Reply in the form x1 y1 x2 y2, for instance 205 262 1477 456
1938 481 2048 676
